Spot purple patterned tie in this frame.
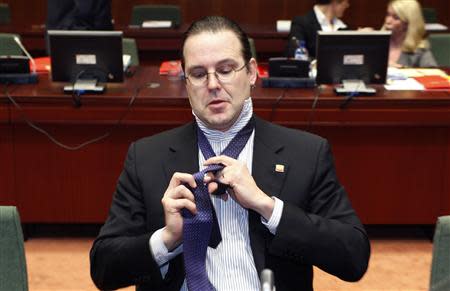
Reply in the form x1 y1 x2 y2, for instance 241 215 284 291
182 117 255 291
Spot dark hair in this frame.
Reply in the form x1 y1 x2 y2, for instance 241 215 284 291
181 16 252 70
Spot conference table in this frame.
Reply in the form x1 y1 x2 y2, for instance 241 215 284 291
1 66 449 225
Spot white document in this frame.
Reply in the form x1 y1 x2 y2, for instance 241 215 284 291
384 78 424 91
142 20 172 28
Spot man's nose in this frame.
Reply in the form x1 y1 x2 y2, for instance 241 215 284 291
207 73 221 90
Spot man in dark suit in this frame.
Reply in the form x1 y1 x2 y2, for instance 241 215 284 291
286 0 350 58
46 0 113 30
90 16 369 291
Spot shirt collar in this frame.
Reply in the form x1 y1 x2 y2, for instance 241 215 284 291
194 97 253 143
314 5 347 31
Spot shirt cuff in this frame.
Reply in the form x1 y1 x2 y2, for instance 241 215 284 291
261 196 284 235
149 228 183 267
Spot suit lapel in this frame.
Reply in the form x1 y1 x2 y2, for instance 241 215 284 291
249 116 289 273
252 117 288 203
164 122 199 183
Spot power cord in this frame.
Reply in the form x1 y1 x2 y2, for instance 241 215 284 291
339 91 358 109
70 68 111 108
339 81 363 109
4 83 141 151
269 89 287 122
307 85 322 130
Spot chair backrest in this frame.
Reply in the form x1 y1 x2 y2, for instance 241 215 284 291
428 34 450 67
0 3 10 25
0 206 28 291
130 5 181 27
0 33 23 56
422 7 438 23
430 215 450 291
122 37 139 66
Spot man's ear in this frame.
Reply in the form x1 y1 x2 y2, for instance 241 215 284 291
248 58 258 85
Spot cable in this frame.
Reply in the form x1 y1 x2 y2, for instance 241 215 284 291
307 85 322 130
339 81 363 109
70 69 88 108
71 89 83 108
69 68 110 108
339 92 357 109
4 83 141 151
269 89 287 122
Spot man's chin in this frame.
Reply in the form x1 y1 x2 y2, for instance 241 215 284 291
205 115 234 131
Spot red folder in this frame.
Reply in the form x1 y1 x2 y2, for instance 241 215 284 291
413 75 450 89
31 57 51 73
257 64 268 78
159 60 182 75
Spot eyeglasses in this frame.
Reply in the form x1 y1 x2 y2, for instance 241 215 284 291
185 62 248 87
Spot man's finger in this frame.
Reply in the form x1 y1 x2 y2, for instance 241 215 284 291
208 181 218 194
204 155 235 166
169 199 197 215
169 185 195 202
204 172 214 183
169 172 197 189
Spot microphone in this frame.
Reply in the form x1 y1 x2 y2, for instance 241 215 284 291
13 36 36 74
260 268 275 291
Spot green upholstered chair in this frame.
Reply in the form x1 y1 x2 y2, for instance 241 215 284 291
422 7 438 23
0 3 10 25
0 206 28 291
428 34 450 67
0 33 23 56
130 5 181 27
122 37 139 66
430 216 450 291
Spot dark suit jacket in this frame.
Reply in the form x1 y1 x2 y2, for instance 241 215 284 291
286 10 348 58
47 0 113 30
90 116 370 291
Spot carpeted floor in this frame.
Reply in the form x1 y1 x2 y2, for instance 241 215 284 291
24 238 432 291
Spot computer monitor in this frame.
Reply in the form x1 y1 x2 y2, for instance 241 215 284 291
316 31 391 93
48 30 123 87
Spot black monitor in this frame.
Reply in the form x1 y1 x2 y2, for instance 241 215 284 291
316 31 391 91
48 30 123 87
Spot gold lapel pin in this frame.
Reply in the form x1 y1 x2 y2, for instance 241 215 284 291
275 164 285 173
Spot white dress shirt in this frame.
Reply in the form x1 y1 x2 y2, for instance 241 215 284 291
314 5 347 32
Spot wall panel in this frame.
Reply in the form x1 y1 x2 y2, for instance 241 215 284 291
2 0 448 29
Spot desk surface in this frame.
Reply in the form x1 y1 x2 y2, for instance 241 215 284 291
1 67 450 224
5 66 450 125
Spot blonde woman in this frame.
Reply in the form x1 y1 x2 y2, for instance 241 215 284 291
382 0 437 67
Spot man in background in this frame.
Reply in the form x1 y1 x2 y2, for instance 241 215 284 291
286 0 350 58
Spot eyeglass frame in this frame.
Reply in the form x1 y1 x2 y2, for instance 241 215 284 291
184 61 249 87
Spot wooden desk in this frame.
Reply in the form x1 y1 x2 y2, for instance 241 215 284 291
1 67 449 224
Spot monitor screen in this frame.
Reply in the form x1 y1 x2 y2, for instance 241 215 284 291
48 30 123 83
316 31 391 85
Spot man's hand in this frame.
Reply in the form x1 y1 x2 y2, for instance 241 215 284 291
160 172 198 251
204 155 275 220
